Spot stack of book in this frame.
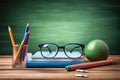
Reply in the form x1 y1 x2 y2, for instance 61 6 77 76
26 51 85 68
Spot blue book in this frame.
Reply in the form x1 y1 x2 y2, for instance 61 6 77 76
26 61 84 68
26 51 85 68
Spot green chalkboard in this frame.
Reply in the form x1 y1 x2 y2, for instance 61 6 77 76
0 0 120 55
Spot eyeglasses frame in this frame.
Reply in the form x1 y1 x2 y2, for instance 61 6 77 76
38 43 84 58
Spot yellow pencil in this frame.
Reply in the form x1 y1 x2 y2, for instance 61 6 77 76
8 26 21 65
13 33 27 66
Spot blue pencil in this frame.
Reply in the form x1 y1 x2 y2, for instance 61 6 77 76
20 23 30 63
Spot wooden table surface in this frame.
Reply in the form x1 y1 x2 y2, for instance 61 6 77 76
0 55 120 80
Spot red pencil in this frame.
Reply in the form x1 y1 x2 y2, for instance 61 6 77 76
65 60 113 71
25 30 30 45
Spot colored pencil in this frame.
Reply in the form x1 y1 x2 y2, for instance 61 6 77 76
20 23 30 61
25 30 30 45
8 26 20 65
65 60 113 71
23 23 30 38
22 30 30 60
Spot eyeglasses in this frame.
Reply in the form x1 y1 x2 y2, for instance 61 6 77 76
38 43 84 58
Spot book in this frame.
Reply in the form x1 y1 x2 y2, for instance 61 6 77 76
31 51 83 61
26 61 84 68
26 51 85 68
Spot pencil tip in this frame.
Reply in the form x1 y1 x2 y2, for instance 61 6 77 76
27 23 30 26
8 26 10 29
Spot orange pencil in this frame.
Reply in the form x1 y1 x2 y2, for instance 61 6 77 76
8 26 20 65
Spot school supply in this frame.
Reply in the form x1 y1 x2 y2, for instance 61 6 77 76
13 32 28 67
65 60 113 71
26 52 84 68
8 23 30 67
21 23 30 61
26 43 85 68
8 26 21 65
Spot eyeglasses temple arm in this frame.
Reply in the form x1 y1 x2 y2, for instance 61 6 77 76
70 46 80 53
46 46 52 53
39 44 52 53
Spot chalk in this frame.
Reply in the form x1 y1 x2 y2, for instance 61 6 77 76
76 69 89 73
75 74 88 78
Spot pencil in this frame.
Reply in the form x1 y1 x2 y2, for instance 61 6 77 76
25 30 30 45
8 26 21 65
65 60 113 71
22 30 30 60
26 23 30 32
13 32 28 66
21 23 30 61
8 26 15 46
23 23 30 38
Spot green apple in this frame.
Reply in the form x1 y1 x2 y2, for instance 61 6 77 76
84 39 109 61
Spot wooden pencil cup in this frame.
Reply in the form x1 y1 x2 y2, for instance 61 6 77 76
12 44 28 68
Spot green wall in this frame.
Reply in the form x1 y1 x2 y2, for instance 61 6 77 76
0 0 120 55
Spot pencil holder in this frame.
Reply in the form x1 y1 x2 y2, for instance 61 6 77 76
12 44 28 68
